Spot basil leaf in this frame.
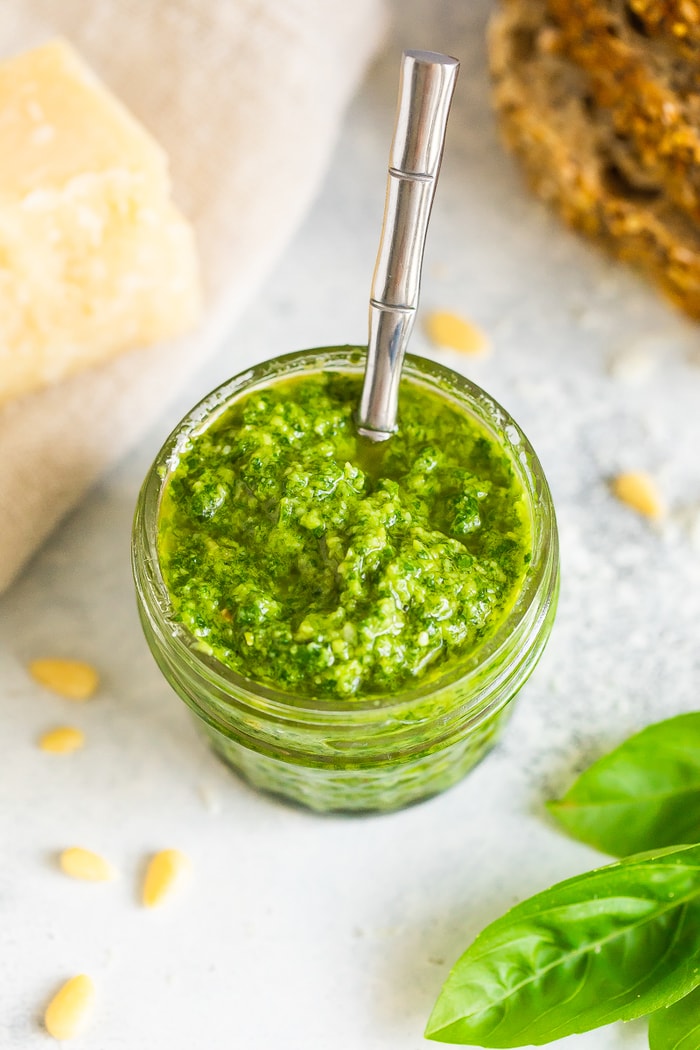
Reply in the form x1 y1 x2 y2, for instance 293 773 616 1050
425 842 700 1047
648 986 700 1050
547 713 700 857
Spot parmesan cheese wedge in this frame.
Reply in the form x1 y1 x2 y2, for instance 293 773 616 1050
0 39 200 405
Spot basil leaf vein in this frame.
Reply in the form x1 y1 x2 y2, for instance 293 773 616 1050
648 984 700 1050
547 713 700 857
425 843 700 1047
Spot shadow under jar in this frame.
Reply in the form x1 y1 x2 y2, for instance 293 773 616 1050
132 347 559 813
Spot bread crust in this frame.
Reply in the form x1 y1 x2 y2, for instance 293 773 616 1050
545 0 700 219
628 0 700 52
489 0 700 316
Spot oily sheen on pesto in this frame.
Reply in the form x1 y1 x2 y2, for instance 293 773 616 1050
157 372 531 700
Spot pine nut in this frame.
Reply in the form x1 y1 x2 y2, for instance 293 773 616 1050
29 659 99 700
424 310 489 355
142 849 190 908
611 471 666 519
44 974 95 1040
38 727 85 753
59 848 116 882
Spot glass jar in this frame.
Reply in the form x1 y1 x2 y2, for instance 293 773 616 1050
132 347 559 812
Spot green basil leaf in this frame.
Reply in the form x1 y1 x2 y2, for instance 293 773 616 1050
547 713 700 857
425 842 700 1047
648 986 700 1050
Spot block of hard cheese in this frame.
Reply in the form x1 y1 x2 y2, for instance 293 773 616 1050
0 39 200 405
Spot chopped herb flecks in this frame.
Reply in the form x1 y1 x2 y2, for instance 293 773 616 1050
158 373 531 699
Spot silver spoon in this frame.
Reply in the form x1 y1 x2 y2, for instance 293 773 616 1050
356 49 460 441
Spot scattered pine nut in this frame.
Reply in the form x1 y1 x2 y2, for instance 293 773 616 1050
673 503 700 550
59 847 116 882
611 471 666 520
38 726 85 753
29 659 99 701
607 346 655 382
142 849 190 908
44 974 95 1040
198 783 222 814
424 310 490 355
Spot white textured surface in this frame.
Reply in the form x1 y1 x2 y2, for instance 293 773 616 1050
2 1 700 1047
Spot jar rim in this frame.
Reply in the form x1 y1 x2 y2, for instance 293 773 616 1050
133 346 558 718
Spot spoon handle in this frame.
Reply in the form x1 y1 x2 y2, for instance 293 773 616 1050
357 49 459 441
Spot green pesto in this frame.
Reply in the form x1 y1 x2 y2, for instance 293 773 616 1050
157 372 531 700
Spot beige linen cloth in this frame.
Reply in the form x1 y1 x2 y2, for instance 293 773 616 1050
0 0 387 593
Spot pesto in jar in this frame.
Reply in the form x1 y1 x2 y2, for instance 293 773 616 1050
157 372 531 700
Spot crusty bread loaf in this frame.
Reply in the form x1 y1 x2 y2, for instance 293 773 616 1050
489 0 700 316
627 0 700 53
545 0 700 221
